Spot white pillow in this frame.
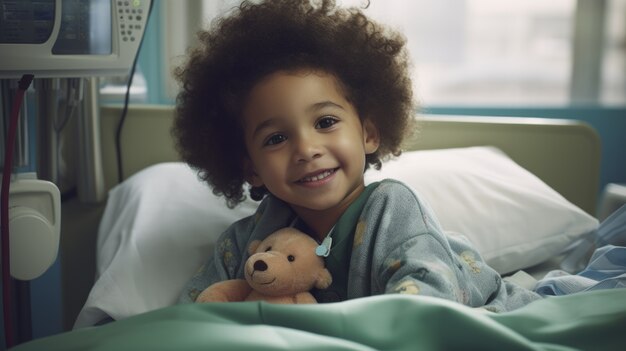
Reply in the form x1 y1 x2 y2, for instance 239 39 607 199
74 163 257 328
364 146 598 274
75 147 598 327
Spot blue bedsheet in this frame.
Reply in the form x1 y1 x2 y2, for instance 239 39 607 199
536 205 626 295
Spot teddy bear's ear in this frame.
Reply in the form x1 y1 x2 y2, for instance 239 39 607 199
248 240 262 255
315 268 333 289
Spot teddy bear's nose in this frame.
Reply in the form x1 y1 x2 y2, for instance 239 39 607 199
253 260 268 271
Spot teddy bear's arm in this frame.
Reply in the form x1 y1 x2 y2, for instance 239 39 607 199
293 292 318 304
196 279 252 303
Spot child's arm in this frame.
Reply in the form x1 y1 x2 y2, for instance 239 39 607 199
380 234 474 302
352 180 524 308
178 222 250 303
380 233 540 311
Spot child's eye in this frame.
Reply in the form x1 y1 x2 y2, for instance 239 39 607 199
264 134 287 146
315 116 338 129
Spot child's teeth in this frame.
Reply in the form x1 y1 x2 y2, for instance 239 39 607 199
303 170 332 182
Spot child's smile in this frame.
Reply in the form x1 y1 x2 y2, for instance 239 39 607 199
295 167 338 186
242 69 379 237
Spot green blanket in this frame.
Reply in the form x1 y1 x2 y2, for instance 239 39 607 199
13 289 626 351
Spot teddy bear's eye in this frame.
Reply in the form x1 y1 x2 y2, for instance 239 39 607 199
265 246 272 252
287 255 295 262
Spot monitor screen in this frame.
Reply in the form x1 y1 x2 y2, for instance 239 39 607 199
0 0 112 55
0 0 150 78
0 0 56 44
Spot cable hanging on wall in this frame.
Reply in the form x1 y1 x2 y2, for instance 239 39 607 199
115 0 155 185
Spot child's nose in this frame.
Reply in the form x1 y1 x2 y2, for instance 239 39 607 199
293 135 323 162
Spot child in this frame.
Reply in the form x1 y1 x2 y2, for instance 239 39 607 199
174 0 539 311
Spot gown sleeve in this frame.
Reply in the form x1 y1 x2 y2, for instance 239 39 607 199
352 180 539 311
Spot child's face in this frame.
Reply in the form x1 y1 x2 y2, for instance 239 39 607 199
242 70 379 213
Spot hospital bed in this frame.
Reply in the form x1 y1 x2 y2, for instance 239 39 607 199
30 105 624 350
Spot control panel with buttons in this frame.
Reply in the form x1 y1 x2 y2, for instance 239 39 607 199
116 0 149 44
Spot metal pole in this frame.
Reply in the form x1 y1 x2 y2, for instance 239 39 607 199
34 78 60 183
76 77 106 203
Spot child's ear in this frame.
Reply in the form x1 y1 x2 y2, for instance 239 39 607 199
362 119 380 155
243 157 264 187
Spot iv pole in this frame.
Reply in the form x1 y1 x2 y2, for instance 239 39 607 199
77 78 106 204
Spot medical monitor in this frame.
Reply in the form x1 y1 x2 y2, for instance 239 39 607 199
0 0 151 78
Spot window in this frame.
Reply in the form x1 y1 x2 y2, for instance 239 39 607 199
350 0 625 106
602 0 626 105
160 0 626 107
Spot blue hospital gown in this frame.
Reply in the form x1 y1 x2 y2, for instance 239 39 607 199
180 179 540 312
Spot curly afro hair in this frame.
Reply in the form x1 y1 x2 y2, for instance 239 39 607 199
172 0 415 207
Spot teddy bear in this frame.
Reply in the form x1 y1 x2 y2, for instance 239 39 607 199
196 227 333 304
